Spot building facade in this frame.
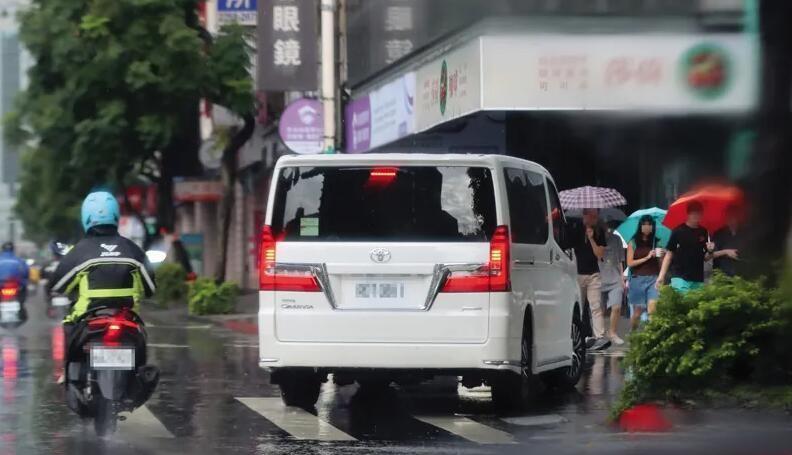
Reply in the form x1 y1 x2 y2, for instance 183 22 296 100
342 0 755 213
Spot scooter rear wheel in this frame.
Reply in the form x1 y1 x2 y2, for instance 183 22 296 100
94 396 117 437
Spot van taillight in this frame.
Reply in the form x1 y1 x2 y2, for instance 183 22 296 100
441 225 510 293
259 225 321 292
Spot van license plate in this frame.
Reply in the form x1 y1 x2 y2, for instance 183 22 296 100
355 282 405 299
91 347 135 370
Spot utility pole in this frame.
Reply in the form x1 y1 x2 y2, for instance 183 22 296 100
320 0 336 154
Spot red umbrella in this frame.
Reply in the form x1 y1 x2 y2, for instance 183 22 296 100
662 184 745 234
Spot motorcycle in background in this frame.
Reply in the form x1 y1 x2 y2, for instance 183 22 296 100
0 279 27 329
44 242 73 320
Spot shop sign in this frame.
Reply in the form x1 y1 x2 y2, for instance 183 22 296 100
174 180 224 202
345 72 416 153
256 0 318 91
217 0 257 26
279 98 324 155
415 40 481 132
481 34 755 113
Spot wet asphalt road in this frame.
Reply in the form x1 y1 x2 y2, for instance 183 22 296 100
2 291 791 455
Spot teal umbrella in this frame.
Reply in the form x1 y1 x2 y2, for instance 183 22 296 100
616 207 671 248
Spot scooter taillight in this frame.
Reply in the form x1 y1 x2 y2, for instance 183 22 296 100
1 281 18 300
87 313 139 343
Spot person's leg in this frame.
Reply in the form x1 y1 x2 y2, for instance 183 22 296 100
646 276 660 316
605 284 624 343
587 274 606 340
630 306 644 330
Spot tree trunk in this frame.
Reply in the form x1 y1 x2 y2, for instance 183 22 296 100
157 166 175 233
215 114 256 283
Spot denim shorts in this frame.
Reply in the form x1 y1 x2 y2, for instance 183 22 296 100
628 275 659 307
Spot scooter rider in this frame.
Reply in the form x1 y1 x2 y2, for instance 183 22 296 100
48 191 155 344
0 242 30 302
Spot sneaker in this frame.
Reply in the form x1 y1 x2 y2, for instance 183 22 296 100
56 374 65 385
585 337 597 349
610 334 625 346
590 337 612 351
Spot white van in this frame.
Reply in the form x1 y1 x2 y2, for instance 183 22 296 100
258 154 585 409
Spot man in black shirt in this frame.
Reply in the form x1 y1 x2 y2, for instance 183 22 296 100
713 205 741 277
572 209 610 351
657 201 714 294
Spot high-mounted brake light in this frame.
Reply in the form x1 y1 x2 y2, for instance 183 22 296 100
259 225 321 292
441 225 511 293
367 167 399 187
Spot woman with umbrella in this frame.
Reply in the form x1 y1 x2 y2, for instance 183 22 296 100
617 207 671 322
625 215 663 326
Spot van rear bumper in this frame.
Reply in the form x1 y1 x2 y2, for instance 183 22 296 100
258 337 521 374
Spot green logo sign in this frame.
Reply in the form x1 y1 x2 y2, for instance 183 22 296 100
680 43 731 100
439 60 448 115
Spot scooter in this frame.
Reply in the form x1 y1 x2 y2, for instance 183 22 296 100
64 305 159 436
0 279 27 329
44 243 73 320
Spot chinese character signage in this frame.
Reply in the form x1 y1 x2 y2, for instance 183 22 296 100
416 40 481 132
370 0 424 69
257 0 318 91
217 0 257 26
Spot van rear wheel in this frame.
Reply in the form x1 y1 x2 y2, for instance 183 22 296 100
542 309 586 389
490 321 536 411
278 372 322 409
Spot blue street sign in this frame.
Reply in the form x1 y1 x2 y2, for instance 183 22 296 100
218 0 257 12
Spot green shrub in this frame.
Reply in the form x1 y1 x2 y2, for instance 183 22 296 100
612 272 791 418
153 263 188 306
188 278 238 315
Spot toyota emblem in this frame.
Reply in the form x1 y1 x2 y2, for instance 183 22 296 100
369 248 392 263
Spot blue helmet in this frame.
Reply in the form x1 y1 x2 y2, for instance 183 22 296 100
81 191 120 232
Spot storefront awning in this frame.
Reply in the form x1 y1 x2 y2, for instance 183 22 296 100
345 30 758 153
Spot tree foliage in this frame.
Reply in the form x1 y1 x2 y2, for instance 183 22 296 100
6 0 254 243
612 273 792 418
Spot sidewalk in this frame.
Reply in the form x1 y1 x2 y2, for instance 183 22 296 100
144 291 258 335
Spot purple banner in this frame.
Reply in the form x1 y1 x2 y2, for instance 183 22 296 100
345 96 371 153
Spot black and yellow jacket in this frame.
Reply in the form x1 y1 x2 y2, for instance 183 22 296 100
48 225 156 323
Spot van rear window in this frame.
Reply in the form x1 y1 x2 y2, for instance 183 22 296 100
271 166 497 242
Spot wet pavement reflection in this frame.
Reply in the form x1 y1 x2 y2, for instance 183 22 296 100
1 292 790 455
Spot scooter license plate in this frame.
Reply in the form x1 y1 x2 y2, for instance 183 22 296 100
0 301 20 312
90 347 135 370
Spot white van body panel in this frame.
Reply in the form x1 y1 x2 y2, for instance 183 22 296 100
259 154 580 375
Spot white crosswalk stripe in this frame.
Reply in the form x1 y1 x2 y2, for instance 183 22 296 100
501 414 568 426
117 405 175 439
416 416 516 445
236 397 356 441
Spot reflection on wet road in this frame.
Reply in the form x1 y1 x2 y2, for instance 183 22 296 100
1 293 791 455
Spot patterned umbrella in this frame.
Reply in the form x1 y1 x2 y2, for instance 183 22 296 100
559 186 627 210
